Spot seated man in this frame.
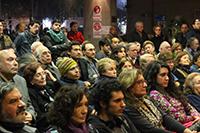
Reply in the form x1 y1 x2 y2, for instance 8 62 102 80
0 48 36 123
89 79 139 133
0 82 37 132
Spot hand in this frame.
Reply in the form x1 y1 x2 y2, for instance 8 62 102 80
45 70 56 82
183 128 197 133
24 112 33 124
192 116 200 124
84 81 91 89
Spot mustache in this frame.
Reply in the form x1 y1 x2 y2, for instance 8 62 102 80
16 107 26 115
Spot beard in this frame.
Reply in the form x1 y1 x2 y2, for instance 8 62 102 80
0 107 26 123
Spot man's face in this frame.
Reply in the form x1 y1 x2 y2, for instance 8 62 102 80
52 22 61 32
194 21 200 30
135 22 144 33
0 49 18 76
0 88 26 123
160 42 171 54
71 24 78 32
127 44 138 59
0 22 4 35
39 49 52 64
68 45 82 59
107 91 126 117
191 39 199 50
102 44 111 54
180 24 189 33
29 23 40 35
154 26 161 36
84 43 96 59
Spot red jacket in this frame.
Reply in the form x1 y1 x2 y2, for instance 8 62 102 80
67 31 85 44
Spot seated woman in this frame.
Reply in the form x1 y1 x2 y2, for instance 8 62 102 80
48 85 95 133
23 62 59 132
119 68 193 133
110 45 126 65
173 51 191 88
190 52 200 73
91 57 117 93
144 61 200 131
117 57 133 74
184 72 200 112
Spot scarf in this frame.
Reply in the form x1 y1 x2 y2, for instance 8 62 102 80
137 98 164 129
66 122 88 133
47 29 66 43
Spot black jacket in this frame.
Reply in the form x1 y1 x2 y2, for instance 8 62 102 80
125 106 186 133
88 115 139 133
128 30 148 45
28 84 55 132
0 122 38 133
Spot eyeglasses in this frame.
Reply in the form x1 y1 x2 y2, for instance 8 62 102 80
135 80 147 85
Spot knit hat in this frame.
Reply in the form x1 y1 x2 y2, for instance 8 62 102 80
56 57 77 76
34 45 50 59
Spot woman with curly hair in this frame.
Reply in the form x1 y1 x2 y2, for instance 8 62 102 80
48 85 96 133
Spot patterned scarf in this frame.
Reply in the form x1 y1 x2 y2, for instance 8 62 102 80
137 98 164 129
47 29 66 43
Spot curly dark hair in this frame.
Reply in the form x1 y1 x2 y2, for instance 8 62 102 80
48 85 86 128
90 79 124 113
143 60 188 107
110 45 126 63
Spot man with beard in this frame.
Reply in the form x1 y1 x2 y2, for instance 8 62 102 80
41 19 69 62
0 48 36 124
96 38 111 59
89 79 139 133
14 20 40 57
0 82 37 132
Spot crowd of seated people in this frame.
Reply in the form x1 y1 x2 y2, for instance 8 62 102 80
1 17 200 133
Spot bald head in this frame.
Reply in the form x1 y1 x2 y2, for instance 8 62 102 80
159 41 171 54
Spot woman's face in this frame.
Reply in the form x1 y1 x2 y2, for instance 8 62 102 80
31 66 46 87
174 46 182 54
66 65 80 80
131 74 147 97
122 61 133 70
144 44 155 54
195 56 200 67
192 75 200 95
102 63 117 78
156 67 169 88
179 54 190 65
117 48 126 59
71 95 88 125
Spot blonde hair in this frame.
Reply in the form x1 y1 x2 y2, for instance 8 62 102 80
97 57 116 75
184 72 200 95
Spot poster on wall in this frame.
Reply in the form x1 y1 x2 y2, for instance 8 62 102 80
93 22 102 38
93 5 102 21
